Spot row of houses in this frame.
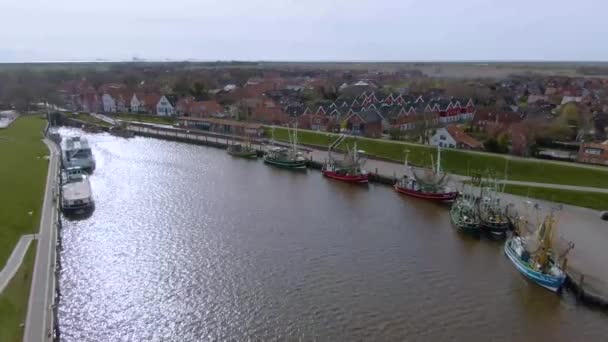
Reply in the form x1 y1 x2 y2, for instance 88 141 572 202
295 95 475 138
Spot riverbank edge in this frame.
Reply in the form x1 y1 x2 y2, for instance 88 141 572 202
56 118 608 311
23 126 61 342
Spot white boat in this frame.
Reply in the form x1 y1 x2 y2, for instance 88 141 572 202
61 136 96 172
61 167 94 213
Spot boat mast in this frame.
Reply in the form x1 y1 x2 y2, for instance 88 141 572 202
436 145 441 174
293 120 298 154
403 148 410 175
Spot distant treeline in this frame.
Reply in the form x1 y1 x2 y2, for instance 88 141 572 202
576 66 608 76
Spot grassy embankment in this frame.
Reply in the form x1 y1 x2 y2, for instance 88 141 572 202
0 115 48 341
0 243 37 342
501 185 608 211
0 115 48 265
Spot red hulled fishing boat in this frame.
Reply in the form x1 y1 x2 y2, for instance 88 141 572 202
394 147 458 202
322 136 369 184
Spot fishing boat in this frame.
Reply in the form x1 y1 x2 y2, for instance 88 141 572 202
263 124 307 169
61 167 94 214
61 136 96 172
394 147 458 202
504 210 574 292
227 143 258 158
322 136 369 184
477 185 510 238
450 192 481 235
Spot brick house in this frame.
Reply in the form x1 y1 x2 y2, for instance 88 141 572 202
343 109 383 137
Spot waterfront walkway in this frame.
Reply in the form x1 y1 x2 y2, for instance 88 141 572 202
0 234 35 294
24 138 60 342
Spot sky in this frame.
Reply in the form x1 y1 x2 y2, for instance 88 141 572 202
0 0 605 62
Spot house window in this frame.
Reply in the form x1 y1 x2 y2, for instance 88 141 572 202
440 135 446 141
439 142 443 147
585 148 603 155
449 144 455 148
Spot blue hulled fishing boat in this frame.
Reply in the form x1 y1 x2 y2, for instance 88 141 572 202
504 211 573 292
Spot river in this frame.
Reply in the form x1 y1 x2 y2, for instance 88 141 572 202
57 128 607 341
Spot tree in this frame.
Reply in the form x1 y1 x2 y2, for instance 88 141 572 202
560 103 581 126
189 82 209 100
173 76 191 96
593 112 608 141
316 85 339 101
388 127 402 140
483 134 508 154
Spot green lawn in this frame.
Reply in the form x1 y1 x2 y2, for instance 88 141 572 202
113 113 177 125
267 127 608 188
0 242 36 342
0 115 48 267
502 185 608 211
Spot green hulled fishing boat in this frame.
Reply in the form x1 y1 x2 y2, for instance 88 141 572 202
478 185 510 238
263 123 307 169
227 143 258 159
450 194 481 236
263 147 307 169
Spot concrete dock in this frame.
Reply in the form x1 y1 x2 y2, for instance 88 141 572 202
24 139 60 342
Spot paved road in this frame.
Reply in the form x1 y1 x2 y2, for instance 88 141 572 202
24 139 59 342
90 113 117 126
0 234 35 293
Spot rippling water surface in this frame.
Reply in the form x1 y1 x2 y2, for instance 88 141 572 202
57 129 607 341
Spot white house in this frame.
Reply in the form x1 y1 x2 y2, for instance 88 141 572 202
430 126 482 150
156 95 176 116
130 94 142 113
102 93 117 113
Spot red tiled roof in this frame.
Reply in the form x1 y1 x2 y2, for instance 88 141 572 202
446 125 482 149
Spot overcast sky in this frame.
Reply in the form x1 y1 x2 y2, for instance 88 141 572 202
0 0 605 62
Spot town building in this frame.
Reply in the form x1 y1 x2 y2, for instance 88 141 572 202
430 125 482 150
157 95 177 116
177 117 264 137
578 142 608 166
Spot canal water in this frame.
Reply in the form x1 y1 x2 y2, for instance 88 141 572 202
57 129 607 341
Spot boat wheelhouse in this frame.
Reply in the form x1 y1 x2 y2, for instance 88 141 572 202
61 167 94 213
61 136 96 172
